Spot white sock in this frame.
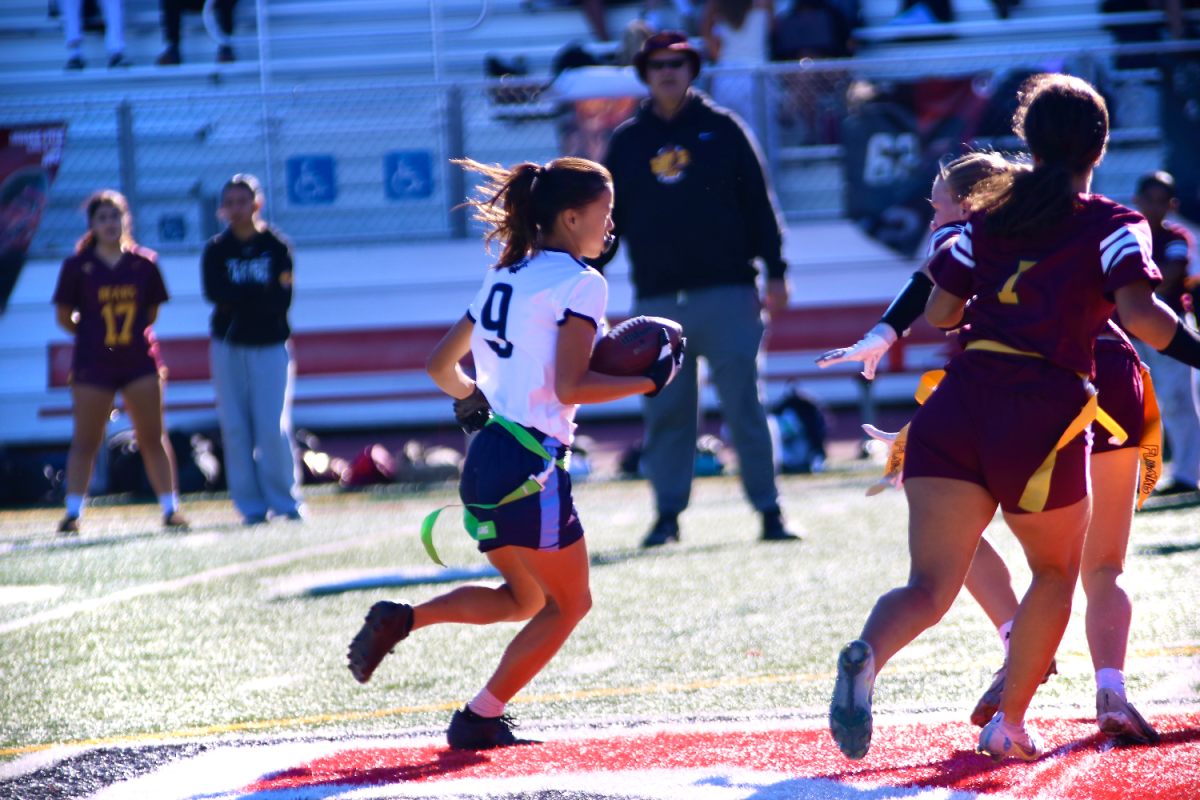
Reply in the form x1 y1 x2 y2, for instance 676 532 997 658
1096 668 1126 701
467 688 506 718
67 43 82 57
159 493 179 515
998 620 1014 657
66 494 85 518
995 712 1030 737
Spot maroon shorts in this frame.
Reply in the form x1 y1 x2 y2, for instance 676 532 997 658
1091 337 1144 455
904 350 1092 514
73 349 163 392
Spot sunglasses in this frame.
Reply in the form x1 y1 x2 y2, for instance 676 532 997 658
646 57 688 71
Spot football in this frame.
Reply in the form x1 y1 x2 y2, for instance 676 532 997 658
590 316 684 376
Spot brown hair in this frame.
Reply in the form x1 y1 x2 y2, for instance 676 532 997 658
967 74 1109 239
938 152 1012 207
454 157 612 270
75 189 136 254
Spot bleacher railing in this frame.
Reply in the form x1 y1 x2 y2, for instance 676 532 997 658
2 39 1196 259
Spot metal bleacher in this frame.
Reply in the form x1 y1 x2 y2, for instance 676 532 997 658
0 0 1192 259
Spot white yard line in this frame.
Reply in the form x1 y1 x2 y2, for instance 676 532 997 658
0 534 384 636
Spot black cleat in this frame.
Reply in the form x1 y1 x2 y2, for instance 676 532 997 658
58 515 80 535
761 509 802 541
347 601 414 683
447 706 539 750
641 515 680 547
829 639 875 760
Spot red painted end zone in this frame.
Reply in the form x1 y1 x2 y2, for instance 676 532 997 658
244 712 1200 798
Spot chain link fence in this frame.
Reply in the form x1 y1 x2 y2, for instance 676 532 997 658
1 43 1182 260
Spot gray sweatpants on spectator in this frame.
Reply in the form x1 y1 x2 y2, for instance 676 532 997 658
1135 340 1200 488
210 339 302 519
634 284 780 516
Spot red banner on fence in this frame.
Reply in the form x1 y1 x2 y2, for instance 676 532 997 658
0 123 66 314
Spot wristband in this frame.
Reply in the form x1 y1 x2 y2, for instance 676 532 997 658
1158 319 1200 370
880 271 935 335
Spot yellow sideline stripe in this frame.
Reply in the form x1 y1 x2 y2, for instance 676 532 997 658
3 643 1197 758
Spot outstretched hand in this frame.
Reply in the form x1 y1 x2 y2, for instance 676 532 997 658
815 322 898 380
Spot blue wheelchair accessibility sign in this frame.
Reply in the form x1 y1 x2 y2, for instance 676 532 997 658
286 155 337 205
384 151 433 199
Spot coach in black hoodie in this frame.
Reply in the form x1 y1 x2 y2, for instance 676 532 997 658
594 31 799 547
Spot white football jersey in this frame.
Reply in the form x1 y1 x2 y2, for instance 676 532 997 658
467 249 608 445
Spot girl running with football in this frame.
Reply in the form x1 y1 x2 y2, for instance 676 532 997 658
821 151 1161 747
53 190 188 534
825 74 1199 762
345 157 682 750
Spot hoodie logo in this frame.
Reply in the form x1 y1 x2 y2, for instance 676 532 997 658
650 145 690 184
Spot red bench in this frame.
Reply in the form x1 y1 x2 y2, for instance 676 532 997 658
43 303 947 418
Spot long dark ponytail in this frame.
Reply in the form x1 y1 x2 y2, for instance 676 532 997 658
454 157 612 269
968 74 1108 239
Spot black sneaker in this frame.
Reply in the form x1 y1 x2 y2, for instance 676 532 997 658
641 515 680 547
163 511 190 531
216 45 235 63
347 601 414 683
155 45 181 66
107 52 131 68
1154 480 1198 496
761 509 801 541
58 515 80 535
447 706 538 750
64 55 85 71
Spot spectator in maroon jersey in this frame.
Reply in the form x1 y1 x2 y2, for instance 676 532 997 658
52 190 189 534
1130 170 1200 493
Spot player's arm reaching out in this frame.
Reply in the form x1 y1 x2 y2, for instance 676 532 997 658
1117 278 1200 366
815 262 937 379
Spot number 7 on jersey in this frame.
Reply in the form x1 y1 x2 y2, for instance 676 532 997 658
998 260 1037 305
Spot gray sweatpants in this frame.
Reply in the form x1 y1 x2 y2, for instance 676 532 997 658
634 284 780 516
210 339 302 519
1135 340 1200 487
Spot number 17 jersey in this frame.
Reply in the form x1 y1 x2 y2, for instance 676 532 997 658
929 194 1161 379
466 249 608 445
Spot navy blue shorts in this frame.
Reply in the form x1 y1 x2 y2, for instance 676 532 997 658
459 422 584 553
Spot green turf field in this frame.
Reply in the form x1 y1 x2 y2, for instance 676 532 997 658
2 469 1198 759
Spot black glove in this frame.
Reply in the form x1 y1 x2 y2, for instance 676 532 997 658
453 385 491 433
645 329 686 398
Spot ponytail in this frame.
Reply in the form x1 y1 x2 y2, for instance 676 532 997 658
454 157 612 270
967 74 1108 239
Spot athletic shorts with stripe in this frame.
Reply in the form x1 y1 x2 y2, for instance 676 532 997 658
1091 337 1145 456
903 350 1092 514
459 422 584 553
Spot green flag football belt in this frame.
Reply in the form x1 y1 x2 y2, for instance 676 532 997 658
420 414 568 566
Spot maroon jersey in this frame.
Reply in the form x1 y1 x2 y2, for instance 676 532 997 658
1153 220 1196 315
52 246 169 371
929 194 1161 379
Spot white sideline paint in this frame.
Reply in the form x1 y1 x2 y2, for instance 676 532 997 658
0 584 64 605
0 534 385 636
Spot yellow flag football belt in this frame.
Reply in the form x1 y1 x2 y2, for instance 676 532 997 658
420 414 568 566
871 340 1161 512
